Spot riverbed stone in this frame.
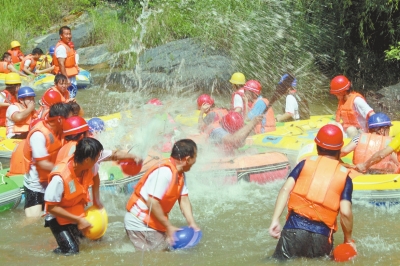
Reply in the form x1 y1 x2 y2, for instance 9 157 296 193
107 38 233 92
367 83 400 120
77 44 111 65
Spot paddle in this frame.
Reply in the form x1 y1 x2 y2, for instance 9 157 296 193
263 73 295 114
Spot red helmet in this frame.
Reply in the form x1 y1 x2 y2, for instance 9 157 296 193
41 90 62 106
63 116 89 136
197 94 214 109
147 98 162 106
221 111 244 133
314 124 344 150
330 75 350 95
243 80 262 95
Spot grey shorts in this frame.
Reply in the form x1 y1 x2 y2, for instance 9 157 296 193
125 229 168 251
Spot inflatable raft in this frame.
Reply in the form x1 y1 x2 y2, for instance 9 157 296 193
0 174 22 213
33 69 92 90
99 150 290 194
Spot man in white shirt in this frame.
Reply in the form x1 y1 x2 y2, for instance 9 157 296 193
124 139 200 251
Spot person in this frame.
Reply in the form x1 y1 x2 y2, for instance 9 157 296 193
44 137 104 255
330 75 375 135
244 80 276 133
38 89 63 119
0 52 27 75
20 48 44 76
206 111 262 153
8 40 24 64
0 73 22 126
44 74 73 103
6 86 37 139
22 103 73 217
275 74 310 121
53 26 79 98
124 139 200 251
341 113 398 173
269 124 354 259
35 46 55 75
229 72 248 115
197 94 228 132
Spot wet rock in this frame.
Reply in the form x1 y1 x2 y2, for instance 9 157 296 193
367 83 400 120
27 22 93 52
77 44 111 65
107 38 233 92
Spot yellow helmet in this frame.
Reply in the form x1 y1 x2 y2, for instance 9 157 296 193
10 41 21 49
83 206 108 240
5 73 22 85
229 72 246 85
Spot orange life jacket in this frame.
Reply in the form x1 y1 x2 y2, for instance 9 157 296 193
125 158 185 232
0 90 17 126
0 61 10 74
37 105 49 119
253 98 276 134
55 140 78 165
45 86 70 102
52 41 79 77
287 156 349 232
23 120 62 182
8 49 23 64
47 156 94 225
6 102 38 135
6 139 26 176
231 88 251 116
353 133 397 172
20 54 37 73
335 92 365 131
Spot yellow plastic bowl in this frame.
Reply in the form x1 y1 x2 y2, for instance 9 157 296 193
83 206 108 240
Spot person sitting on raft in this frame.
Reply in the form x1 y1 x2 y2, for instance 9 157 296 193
244 80 276 133
35 46 55 75
275 74 310 122
20 48 44 76
330 75 375 136
341 113 398 174
0 73 22 126
124 139 200 251
44 137 104 255
8 40 24 63
0 52 28 76
6 86 37 139
206 111 262 153
269 124 354 259
44 74 74 102
197 94 228 132
23 103 73 218
229 72 250 116
38 89 63 119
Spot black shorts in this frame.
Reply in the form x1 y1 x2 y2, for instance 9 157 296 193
24 186 44 210
272 228 333 260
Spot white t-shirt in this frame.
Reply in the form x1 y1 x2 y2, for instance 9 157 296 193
124 166 188 231
353 97 374 132
5 104 19 138
24 59 32 69
233 94 244 109
23 131 49 193
285 94 299 120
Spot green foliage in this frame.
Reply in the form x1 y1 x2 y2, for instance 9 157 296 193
385 42 400 61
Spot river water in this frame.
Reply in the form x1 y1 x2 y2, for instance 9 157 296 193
1 81 400 265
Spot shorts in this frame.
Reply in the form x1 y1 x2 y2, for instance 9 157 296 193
272 228 333 260
24 186 44 209
125 229 168 251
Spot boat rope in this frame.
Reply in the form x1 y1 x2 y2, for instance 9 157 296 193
0 174 5 186
353 175 400 185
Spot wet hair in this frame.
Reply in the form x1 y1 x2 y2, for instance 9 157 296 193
65 132 86 142
74 137 103 164
54 74 68 84
316 145 340 159
32 48 43 55
59 26 71 35
171 139 197 160
1 52 11 61
68 102 81 116
49 102 73 118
